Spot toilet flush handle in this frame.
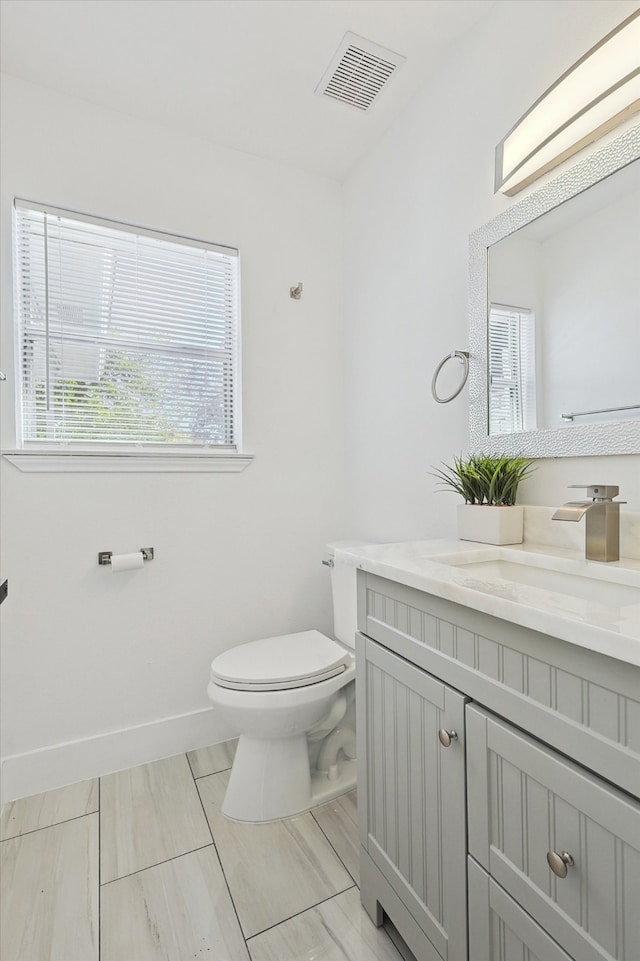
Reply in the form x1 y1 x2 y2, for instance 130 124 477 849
322 558 334 568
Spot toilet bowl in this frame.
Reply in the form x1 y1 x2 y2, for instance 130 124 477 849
207 543 363 822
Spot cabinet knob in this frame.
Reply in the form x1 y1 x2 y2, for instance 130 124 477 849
547 850 574 878
438 728 458 747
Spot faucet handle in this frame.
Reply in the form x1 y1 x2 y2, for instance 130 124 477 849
568 484 619 500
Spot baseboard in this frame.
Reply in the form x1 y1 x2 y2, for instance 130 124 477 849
0 706 236 803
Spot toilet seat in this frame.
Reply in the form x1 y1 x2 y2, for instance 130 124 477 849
210 630 351 692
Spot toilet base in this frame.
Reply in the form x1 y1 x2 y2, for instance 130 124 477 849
309 757 357 809
221 733 357 823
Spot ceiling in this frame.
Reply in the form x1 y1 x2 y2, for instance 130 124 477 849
0 0 496 181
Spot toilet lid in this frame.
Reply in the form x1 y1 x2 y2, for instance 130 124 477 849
210 630 351 691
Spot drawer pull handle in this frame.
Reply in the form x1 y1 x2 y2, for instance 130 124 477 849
438 728 458 748
547 850 574 878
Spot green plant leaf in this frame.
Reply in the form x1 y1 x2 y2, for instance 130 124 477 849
429 453 535 506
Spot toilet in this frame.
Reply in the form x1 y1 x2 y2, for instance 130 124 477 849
207 543 361 822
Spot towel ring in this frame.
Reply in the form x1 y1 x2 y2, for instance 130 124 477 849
431 350 470 403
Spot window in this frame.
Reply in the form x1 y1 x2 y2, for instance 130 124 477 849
488 303 536 435
12 200 245 468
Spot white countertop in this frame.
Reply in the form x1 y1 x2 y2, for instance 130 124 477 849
335 539 640 668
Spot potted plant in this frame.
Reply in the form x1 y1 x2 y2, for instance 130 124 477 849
431 454 535 545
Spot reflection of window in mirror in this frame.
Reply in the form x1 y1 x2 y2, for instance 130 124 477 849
488 304 536 435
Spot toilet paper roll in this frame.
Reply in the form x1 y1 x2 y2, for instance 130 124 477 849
110 551 145 572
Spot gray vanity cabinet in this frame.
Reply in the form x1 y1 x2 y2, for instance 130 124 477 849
467 859 574 961
356 570 640 961
467 704 640 961
356 634 468 961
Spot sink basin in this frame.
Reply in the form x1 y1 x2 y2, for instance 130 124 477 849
437 552 640 608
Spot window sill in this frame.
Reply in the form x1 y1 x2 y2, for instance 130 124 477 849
2 449 254 473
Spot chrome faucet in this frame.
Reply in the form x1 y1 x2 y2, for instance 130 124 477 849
552 485 626 562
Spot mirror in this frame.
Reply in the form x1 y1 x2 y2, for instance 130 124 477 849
469 126 640 457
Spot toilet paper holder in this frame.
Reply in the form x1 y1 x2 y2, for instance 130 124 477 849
98 548 155 566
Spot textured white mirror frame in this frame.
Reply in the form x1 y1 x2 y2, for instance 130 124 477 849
469 125 640 457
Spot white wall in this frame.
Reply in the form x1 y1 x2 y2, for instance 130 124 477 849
0 76 345 799
343 0 640 543
3 0 640 802
540 191 640 427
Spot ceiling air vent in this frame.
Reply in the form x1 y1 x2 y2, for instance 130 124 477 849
316 32 406 112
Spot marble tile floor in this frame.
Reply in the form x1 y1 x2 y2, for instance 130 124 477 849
0 740 405 961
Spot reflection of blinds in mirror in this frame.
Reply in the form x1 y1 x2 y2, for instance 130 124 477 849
488 304 536 435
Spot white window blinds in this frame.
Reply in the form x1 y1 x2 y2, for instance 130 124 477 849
488 304 537 435
14 201 240 449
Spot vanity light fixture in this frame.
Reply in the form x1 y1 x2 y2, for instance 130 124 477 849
495 10 640 195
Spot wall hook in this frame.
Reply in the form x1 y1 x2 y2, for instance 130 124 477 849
290 282 303 300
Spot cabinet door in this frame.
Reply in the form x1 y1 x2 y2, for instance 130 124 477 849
468 859 575 961
467 704 640 961
357 634 467 961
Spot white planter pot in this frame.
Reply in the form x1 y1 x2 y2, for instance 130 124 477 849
457 504 524 545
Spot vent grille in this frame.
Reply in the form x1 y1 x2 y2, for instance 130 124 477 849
316 32 405 112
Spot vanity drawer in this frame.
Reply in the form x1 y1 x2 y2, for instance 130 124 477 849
467 704 640 961
359 571 640 798
468 859 575 961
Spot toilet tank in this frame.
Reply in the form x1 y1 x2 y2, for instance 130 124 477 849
327 541 370 650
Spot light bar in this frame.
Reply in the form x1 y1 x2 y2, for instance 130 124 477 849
495 10 640 195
